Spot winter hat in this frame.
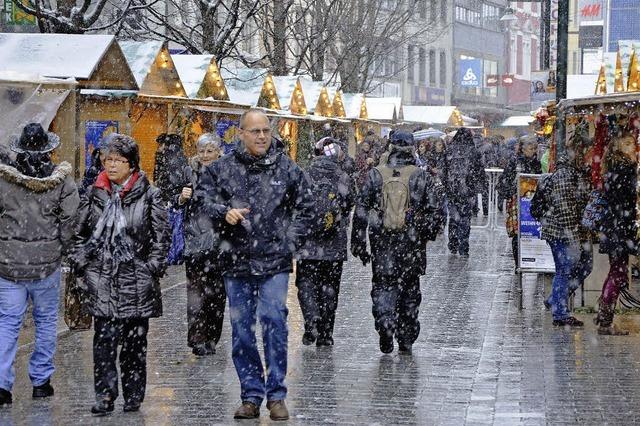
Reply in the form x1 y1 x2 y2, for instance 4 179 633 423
314 137 342 157
389 131 414 147
10 123 60 154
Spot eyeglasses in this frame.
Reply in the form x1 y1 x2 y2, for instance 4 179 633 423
104 158 129 165
243 128 272 136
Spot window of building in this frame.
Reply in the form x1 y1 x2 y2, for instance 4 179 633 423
517 34 523 75
429 49 436 85
483 59 498 97
419 47 426 83
439 50 447 88
407 45 415 82
531 38 538 71
440 0 447 21
419 0 427 19
482 3 500 30
430 0 437 22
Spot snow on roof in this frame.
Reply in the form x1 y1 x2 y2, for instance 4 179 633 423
366 97 402 121
341 93 365 119
171 54 214 98
567 74 598 99
298 76 324 113
403 106 456 125
272 76 300 111
501 115 534 127
0 33 115 80
221 67 268 106
119 40 165 88
0 71 77 86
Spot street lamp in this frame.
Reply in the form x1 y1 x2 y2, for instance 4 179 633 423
500 7 518 22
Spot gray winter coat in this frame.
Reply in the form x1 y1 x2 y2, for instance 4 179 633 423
72 172 169 319
0 161 79 280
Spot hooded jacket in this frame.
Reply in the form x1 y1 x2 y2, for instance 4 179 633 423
196 142 315 277
444 129 485 207
298 155 356 261
351 146 439 278
0 161 79 280
72 172 169 319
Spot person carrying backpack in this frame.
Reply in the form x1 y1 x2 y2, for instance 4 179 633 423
539 131 592 327
444 128 485 256
351 131 440 354
296 138 356 347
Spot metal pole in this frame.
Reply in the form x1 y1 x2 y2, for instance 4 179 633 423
543 0 551 70
556 0 569 153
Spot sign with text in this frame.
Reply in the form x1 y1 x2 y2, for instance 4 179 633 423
84 121 118 170
518 174 555 272
578 0 603 22
3 0 37 25
459 59 482 87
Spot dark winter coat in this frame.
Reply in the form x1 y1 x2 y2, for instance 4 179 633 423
351 147 439 278
0 162 79 280
72 172 170 319
426 150 447 183
153 145 191 206
196 143 315 277
497 155 542 199
444 129 485 207
540 159 591 244
80 149 103 196
182 158 221 263
339 154 357 181
298 155 356 261
599 161 638 257
479 142 508 169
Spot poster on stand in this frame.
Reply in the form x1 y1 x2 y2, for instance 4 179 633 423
84 120 118 170
518 174 555 272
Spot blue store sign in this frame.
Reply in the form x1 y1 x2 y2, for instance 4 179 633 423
459 59 482 87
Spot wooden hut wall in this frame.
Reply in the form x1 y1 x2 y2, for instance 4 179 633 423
49 91 78 174
131 101 169 177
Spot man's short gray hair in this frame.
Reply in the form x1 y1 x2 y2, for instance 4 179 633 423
196 133 222 150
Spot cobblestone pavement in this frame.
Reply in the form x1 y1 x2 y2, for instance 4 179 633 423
4 225 640 425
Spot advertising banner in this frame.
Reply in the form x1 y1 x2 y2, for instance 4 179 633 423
459 59 482 87
530 70 556 110
4 0 37 25
84 121 118 170
518 174 555 272
215 119 240 154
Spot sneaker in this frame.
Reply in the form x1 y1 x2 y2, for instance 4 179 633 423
266 400 289 421
32 380 54 398
302 331 316 346
0 389 12 406
552 317 584 327
91 398 114 416
233 401 260 419
123 400 141 412
379 335 394 354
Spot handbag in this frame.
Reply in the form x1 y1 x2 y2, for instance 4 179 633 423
167 207 185 265
581 189 608 232
63 267 92 331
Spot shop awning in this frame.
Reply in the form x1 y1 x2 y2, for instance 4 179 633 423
188 104 249 116
403 106 456 125
501 116 534 127
0 82 72 145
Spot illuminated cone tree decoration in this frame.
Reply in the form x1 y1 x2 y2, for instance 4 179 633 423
628 51 640 92
257 74 281 110
596 64 607 95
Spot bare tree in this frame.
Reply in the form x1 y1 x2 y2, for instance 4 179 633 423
14 0 154 33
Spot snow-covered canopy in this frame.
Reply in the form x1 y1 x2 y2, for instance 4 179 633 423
171 54 214 98
298 76 325 114
403 106 456 125
119 41 165 88
221 67 268 107
501 115 534 127
567 74 598 99
272 76 300 112
366 97 402 121
341 93 366 119
119 40 185 97
0 33 114 80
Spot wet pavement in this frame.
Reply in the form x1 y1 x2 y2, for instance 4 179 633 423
4 224 640 425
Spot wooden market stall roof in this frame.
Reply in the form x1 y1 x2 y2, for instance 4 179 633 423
171 54 229 100
341 93 368 119
365 97 402 122
403 106 464 126
119 40 186 97
0 33 137 90
220 67 275 108
272 76 309 115
558 92 640 114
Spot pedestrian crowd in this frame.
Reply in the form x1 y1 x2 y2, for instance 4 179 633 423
1 110 637 420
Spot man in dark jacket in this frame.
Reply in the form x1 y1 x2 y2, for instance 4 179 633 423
296 137 356 347
351 131 439 354
0 123 79 406
197 109 314 421
445 128 485 256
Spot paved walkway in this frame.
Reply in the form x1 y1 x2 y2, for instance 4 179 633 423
3 225 640 425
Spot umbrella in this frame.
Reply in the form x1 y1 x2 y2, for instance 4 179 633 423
413 127 445 141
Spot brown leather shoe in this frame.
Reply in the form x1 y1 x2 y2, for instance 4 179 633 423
266 400 289 421
598 325 630 336
233 401 260 419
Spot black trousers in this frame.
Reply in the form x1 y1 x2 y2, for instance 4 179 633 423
93 317 149 404
295 260 343 340
371 272 421 346
185 258 226 347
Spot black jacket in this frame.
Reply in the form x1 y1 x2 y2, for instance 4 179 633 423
599 161 637 257
444 130 485 207
497 155 542 199
298 155 356 261
351 147 439 278
72 172 170 319
154 145 191 206
197 143 315 277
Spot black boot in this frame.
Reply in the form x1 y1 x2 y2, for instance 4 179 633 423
0 389 12 405
91 398 115 416
595 302 628 335
32 380 54 398
379 335 394 354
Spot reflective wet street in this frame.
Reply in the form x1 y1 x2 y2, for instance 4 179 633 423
4 225 640 425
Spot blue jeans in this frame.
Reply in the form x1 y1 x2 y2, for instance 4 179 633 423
0 269 61 391
547 240 581 321
224 273 289 406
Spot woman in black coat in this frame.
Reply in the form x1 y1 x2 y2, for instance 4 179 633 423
72 134 169 415
595 133 638 335
176 133 226 356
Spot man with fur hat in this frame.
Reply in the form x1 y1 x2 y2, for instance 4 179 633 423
351 131 440 354
0 123 80 405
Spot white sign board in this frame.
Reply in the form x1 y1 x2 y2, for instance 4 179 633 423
517 174 555 272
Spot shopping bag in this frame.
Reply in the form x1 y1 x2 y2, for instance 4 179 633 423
167 207 185 265
63 267 92 331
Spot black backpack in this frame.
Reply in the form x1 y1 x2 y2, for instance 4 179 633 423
309 172 343 236
530 174 552 222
